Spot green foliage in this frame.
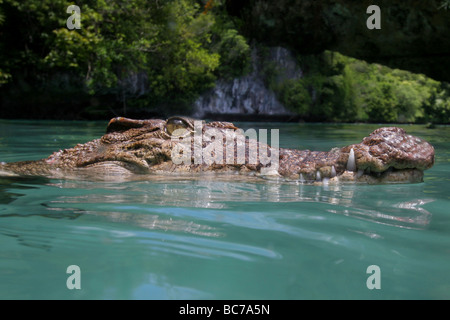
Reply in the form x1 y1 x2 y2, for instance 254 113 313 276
278 79 311 116
439 0 450 10
0 0 251 115
424 82 450 123
0 0 448 123
364 82 398 122
0 0 10 86
272 50 450 123
213 28 251 79
44 0 222 100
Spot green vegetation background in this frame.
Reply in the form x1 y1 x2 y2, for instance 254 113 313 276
0 0 449 123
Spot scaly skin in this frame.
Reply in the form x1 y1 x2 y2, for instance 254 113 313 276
0 117 435 184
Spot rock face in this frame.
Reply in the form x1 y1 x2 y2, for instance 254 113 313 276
193 47 301 118
226 0 450 82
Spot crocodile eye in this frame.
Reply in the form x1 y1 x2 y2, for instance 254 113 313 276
166 118 191 136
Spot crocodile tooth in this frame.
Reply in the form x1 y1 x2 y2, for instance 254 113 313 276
316 171 321 181
331 165 336 177
322 178 329 186
299 173 305 183
346 148 356 171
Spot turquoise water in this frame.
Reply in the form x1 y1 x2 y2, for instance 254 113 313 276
0 120 449 300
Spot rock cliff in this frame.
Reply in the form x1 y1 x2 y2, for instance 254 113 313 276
193 47 301 118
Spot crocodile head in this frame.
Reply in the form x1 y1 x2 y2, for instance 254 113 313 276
278 126 435 184
0 117 435 184
341 126 435 184
44 116 249 175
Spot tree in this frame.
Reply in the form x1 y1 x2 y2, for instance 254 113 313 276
0 0 251 116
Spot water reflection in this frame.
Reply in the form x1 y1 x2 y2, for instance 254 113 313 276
86 211 222 237
0 175 50 204
45 177 434 230
0 174 435 236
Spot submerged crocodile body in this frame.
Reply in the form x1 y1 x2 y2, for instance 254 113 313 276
0 117 435 184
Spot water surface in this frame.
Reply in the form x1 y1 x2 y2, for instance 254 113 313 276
0 120 449 299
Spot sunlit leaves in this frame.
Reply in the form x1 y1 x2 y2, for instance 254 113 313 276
273 51 450 123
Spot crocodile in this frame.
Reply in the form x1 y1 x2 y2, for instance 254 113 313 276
0 116 435 184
